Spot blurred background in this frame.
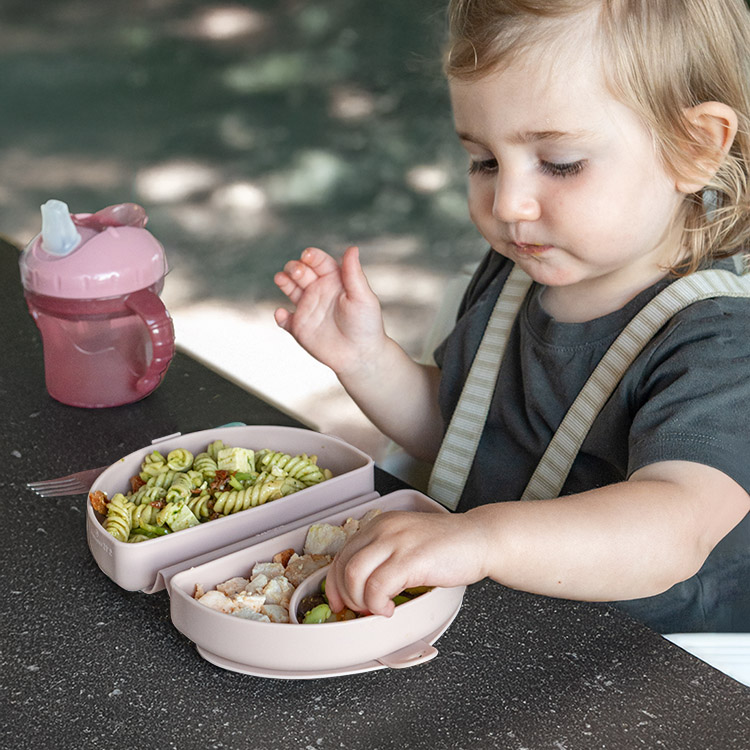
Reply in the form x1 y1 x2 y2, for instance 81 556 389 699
1 0 483 460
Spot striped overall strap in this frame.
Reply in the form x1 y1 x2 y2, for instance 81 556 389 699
428 264 533 510
521 268 750 501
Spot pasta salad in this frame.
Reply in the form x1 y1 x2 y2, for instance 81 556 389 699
88 440 332 543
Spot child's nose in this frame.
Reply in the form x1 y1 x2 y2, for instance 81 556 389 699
492 175 541 223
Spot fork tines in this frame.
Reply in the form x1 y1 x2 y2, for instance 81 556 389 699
26 478 90 497
25 466 107 498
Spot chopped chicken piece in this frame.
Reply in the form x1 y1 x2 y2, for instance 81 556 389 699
303 523 347 556
262 575 294 606
251 562 285 580
261 604 290 623
284 553 332 587
196 590 235 613
195 507 384 624
216 576 250 597
233 590 266 612
244 573 268 595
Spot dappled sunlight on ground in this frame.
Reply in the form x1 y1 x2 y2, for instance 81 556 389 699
173 5 268 41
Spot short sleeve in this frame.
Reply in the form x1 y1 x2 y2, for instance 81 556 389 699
627 294 750 493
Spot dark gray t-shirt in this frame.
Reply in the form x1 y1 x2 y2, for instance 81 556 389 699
434 251 750 633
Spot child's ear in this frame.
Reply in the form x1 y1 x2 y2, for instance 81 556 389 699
676 102 738 194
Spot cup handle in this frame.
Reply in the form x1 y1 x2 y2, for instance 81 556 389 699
124 289 175 395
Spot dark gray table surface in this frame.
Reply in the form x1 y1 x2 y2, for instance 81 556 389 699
2 239 748 749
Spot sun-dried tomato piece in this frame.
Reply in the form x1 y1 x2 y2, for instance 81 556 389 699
210 470 229 491
130 475 146 493
272 548 296 567
89 490 108 515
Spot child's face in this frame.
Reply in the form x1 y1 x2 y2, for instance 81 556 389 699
449 47 687 298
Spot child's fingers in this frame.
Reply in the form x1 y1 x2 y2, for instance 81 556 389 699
281 260 319 290
274 270 295 294
322 571 345 614
273 271 305 306
273 307 292 330
329 565 396 618
299 246 341 277
361 569 398 618
327 536 399 617
326 549 370 614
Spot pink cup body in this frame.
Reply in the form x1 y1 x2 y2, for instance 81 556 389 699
25 283 174 408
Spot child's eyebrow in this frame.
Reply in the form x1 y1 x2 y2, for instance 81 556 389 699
457 129 596 146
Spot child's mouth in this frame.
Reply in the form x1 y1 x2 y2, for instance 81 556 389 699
513 242 551 256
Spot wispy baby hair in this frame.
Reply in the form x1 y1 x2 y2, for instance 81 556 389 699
445 0 750 273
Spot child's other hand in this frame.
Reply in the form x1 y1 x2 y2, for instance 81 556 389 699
274 246 386 377
324 510 489 617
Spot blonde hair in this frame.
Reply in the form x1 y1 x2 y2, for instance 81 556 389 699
445 0 750 274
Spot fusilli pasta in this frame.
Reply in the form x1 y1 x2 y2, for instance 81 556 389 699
95 440 333 543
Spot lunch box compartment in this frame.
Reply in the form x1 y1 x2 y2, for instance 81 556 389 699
86 425 374 592
168 489 465 676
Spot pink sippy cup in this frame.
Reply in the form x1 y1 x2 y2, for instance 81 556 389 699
19 200 176 408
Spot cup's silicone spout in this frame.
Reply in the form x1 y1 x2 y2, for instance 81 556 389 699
40 199 81 256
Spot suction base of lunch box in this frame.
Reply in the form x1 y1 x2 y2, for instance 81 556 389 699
195 603 461 679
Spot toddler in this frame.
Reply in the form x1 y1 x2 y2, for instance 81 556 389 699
274 0 750 633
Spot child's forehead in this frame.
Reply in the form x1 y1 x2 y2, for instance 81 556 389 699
450 47 608 117
448 52 640 148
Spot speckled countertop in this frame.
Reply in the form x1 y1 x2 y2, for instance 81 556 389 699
2 240 748 749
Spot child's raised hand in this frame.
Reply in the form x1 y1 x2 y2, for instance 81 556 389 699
324 510 489 617
274 246 386 377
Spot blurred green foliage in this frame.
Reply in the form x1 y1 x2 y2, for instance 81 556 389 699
0 0 480 302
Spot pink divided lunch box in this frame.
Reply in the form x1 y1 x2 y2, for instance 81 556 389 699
86 425 465 678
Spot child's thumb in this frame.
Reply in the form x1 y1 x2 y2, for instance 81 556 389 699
340 245 375 299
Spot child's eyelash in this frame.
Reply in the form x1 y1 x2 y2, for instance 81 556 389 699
539 160 586 178
467 159 586 178
468 158 498 176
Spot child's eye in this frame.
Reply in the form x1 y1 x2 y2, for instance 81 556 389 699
539 160 586 178
468 158 498 176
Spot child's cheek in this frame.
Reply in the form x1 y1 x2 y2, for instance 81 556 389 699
467 186 495 227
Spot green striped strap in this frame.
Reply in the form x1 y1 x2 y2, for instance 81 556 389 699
428 264 532 510
521 268 750 501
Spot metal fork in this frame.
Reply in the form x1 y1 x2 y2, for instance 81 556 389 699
25 423 246 498
26 466 109 498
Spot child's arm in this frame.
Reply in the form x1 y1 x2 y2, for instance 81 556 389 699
324 460 750 617
274 246 444 461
